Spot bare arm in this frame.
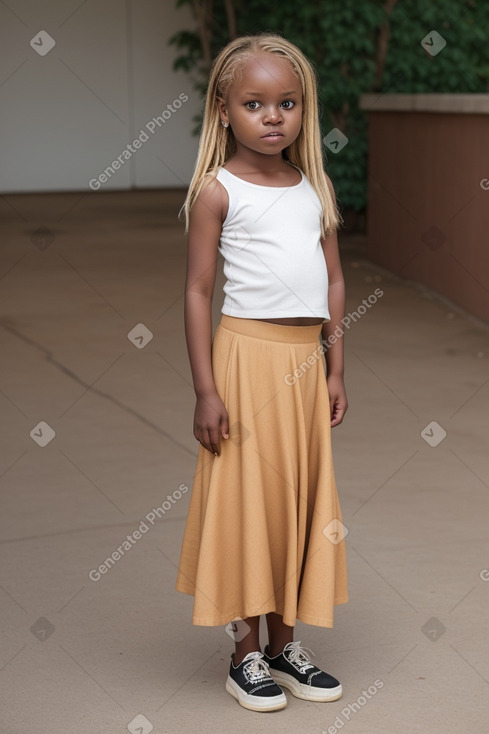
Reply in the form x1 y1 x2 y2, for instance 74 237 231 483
184 176 230 454
321 174 348 426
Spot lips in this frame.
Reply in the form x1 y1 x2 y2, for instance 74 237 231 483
262 132 283 138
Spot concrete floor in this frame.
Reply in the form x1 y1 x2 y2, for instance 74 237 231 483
1 188 489 734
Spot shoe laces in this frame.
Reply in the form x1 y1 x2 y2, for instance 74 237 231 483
242 652 273 683
283 641 316 672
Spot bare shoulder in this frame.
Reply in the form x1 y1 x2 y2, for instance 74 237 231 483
192 170 228 225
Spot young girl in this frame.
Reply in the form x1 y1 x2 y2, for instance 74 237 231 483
175 32 349 713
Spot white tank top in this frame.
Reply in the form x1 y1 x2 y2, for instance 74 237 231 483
215 165 330 321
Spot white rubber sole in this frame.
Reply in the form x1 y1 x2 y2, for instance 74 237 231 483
225 676 287 712
269 670 343 702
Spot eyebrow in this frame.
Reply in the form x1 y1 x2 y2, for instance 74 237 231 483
242 90 299 96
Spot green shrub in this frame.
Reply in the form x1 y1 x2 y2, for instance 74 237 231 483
170 0 489 218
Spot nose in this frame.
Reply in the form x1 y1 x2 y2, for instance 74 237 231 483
263 106 283 124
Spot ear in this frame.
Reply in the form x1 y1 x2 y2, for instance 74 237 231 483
216 96 228 123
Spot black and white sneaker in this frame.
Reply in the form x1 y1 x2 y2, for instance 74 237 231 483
225 651 287 712
263 641 342 702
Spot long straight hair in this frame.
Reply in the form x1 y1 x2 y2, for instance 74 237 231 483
180 32 342 238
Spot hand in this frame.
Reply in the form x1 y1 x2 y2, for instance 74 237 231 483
193 392 229 455
327 374 348 427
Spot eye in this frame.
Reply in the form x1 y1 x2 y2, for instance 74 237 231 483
245 101 261 110
281 100 295 109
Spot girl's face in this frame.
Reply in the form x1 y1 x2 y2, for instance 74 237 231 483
217 51 303 160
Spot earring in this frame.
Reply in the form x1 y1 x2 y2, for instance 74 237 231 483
221 120 229 128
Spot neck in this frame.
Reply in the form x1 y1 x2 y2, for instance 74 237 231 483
231 146 289 172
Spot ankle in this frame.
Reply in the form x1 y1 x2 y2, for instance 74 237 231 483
267 640 293 657
233 649 261 667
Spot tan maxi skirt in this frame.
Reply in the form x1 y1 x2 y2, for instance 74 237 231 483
175 314 349 628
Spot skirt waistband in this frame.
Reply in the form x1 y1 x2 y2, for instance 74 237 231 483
218 314 323 344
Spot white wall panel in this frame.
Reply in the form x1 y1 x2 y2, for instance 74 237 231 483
0 0 201 193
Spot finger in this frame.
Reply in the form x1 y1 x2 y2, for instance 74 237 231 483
201 427 213 454
221 411 229 439
331 407 345 427
208 427 221 455
203 426 220 455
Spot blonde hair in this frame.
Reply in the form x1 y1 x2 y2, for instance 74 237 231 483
180 32 343 238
